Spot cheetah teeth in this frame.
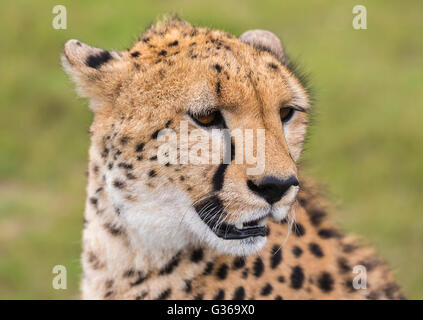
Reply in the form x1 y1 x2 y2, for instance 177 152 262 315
235 216 269 230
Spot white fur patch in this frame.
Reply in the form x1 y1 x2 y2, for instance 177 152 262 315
106 173 271 257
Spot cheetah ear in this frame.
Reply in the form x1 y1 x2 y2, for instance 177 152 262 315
62 39 128 111
239 30 287 65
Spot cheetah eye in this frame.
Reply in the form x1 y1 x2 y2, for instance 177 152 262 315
280 107 295 123
189 110 224 128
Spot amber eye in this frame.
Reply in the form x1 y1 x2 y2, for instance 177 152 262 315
195 112 217 125
280 107 295 123
190 110 224 127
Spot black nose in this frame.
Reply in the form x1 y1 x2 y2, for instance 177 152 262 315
247 176 299 204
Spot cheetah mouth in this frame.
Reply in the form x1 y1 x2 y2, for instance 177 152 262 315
207 216 269 240
193 196 270 240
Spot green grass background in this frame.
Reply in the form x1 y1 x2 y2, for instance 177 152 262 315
0 0 422 299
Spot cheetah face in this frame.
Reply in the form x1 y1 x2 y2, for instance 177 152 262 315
63 20 310 256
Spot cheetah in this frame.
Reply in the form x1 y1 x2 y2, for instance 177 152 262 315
62 17 404 300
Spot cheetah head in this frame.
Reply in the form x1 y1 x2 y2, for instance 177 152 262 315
63 19 310 256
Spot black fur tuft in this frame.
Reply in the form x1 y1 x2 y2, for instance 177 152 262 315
85 50 113 69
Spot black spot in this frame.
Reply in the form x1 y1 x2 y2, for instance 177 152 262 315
156 288 171 300
261 283 273 296
232 257 246 270
89 197 98 207
184 279 192 293
290 266 304 289
358 256 380 272
179 175 185 181
135 143 145 152
318 228 341 239
213 64 222 73
120 136 129 145
165 120 173 128
126 173 136 180
253 257 264 277
104 291 113 298
101 147 109 158
130 271 148 286
85 50 112 69
342 242 358 253
233 287 245 300
113 150 122 160
159 253 181 275
168 40 179 47
268 63 278 70
104 223 124 236
108 162 113 170
309 243 324 258
216 81 221 96
113 180 125 189
203 262 214 275
149 156 157 161
194 293 204 300
130 51 140 58
214 289 225 300
293 222 306 237
151 130 161 139
383 282 401 300
158 50 167 56
135 292 148 300
212 164 228 191
307 209 326 226
216 263 228 280
344 278 355 292
317 272 334 292
274 295 283 300
136 155 143 161
118 162 133 170
367 291 383 300
95 187 103 193
292 246 303 257
149 170 156 178
337 257 351 274
278 276 285 283
270 245 282 269
190 248 204 263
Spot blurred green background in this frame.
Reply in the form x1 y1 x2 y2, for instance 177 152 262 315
0 0 422 299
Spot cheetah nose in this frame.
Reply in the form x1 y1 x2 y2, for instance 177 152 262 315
247 176 299 204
